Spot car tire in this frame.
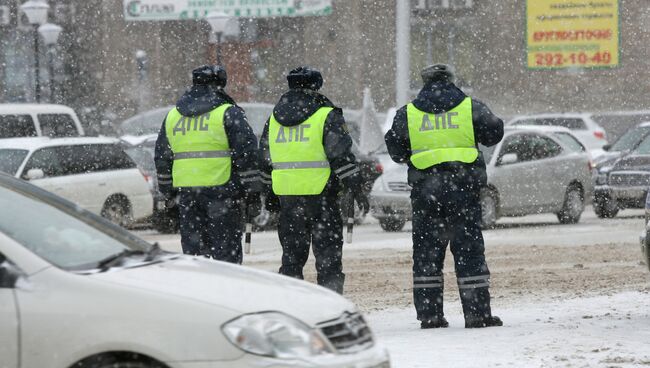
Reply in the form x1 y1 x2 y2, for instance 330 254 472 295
557 185 584 224
379 217 406 232
101 195 133 227
480 190 498 229
153 207 180 234
593 195 619 219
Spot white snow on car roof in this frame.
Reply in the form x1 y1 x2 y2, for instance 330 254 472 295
0 136 119 151
0 103 77 115
506 125 573 133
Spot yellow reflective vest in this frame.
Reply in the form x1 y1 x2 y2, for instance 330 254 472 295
165 104 232 187
407 97 478 169
268 107 332 195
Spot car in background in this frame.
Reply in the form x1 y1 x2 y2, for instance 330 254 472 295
507 113 608 155
0 137 152 227
0 104 85 139
593 135 650 218
0 172 390 368
594 121 650 168
370 126 593 231
639 191 650 272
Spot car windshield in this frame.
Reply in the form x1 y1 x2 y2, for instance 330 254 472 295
633 135 650 155
0 180 150 270
552 132 586 152
0 149 28 175
120 108 169 136
610 125 650 152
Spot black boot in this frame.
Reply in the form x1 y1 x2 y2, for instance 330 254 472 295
465 315 503 328
420 316 449 329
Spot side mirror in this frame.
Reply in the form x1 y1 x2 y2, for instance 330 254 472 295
499 153 519 165
24 168 45 180
602 144 611 151
0 254 19 288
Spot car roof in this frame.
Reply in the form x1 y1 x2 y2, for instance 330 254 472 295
0 103 77 115
506 125 573 133
509 113 592 120
0 136 119 151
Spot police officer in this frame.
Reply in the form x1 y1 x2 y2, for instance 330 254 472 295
385 64 504 328
155 65 260 264
260 66 369 294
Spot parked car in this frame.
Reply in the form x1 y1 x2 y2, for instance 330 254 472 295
594 121 650 168
370 126 594 231
507 113 608 155
0 103 85 138
593 135 650 218
639 191 650 272
0 172 390 368
0 137 153 227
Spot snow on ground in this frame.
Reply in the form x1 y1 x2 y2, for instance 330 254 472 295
369 291 650 368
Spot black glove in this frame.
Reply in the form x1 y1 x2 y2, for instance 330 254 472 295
264 192 281 214
352 188 370 215
245 192 262 218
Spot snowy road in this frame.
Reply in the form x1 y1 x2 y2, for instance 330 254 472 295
135 207 650 367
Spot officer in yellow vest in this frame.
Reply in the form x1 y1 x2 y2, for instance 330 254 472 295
385 64 504 329
259 66 369 294
154 65 260 264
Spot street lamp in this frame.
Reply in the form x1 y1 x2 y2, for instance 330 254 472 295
20 0 49 103
38 22 62 102
206 11 233 66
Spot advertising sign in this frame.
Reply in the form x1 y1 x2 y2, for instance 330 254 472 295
526 1 619 69
124 0 332 21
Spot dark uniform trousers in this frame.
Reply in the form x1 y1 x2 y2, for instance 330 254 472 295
278 194 345 293
178 189 242 264
411 178 492 323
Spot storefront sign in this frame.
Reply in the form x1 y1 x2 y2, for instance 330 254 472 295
527 1 619 69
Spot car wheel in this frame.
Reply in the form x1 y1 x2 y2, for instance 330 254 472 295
593 194 619 218
480 190 498 229
101 196 133 227
557 185 584 224
153 207 180 234
379 217 406 232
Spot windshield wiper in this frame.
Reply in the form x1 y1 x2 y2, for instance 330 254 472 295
96 242 163 271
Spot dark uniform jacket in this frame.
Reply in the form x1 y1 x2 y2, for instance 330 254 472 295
259 89 363 196
385 81 504 188
154 85 260 199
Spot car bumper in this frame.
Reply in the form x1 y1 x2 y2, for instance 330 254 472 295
169 345 390 368
595 185 647 208
370 191 412 220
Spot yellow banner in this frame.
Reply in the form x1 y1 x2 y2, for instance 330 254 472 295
526 1 619 69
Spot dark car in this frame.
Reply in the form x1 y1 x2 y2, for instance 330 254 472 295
594 121 650 169
594 135 650 218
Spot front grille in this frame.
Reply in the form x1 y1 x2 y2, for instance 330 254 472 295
609 172 650 187
387 181 411 192
318 312 374 354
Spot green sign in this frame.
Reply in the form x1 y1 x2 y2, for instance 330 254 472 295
124 0 332 20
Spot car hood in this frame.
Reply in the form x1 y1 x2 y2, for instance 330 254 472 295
594 151 622 168
90 256 355 326
612 154 650 172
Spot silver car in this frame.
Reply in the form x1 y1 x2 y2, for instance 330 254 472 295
370 126 594 231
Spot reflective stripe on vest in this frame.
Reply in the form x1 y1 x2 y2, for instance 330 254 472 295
165 104 232 187
269 107 332 195
407 97 478 169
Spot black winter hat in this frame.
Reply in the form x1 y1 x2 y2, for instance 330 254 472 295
286 66 323 90
421 64 455 84
192 65 227 87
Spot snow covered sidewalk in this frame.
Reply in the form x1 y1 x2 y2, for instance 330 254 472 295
369 291 650 367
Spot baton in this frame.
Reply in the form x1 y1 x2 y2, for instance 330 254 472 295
345 190 355 244
244 210 253 255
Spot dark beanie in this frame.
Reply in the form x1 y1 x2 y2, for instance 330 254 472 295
286 66 323 90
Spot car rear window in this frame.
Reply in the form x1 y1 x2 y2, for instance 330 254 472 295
38 114 79 137
0 149 29 175
0 114 37 138
553 132 586 152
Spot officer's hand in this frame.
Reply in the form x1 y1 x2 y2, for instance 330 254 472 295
245 193 262 218
353 190 370 215
264 193 281 214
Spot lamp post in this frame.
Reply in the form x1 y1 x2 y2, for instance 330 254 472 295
206 11 233 66
38 22 62 103
20 0 49 103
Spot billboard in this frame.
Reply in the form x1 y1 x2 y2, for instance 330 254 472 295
526 1 619 69
123 0 332 21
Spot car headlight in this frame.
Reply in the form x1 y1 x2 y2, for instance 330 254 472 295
222 312 333 359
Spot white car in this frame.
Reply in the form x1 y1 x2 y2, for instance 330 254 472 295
371 126 594 230
0 137 153 226
0 173 390 368
0 103 85 138
507 113 608 154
